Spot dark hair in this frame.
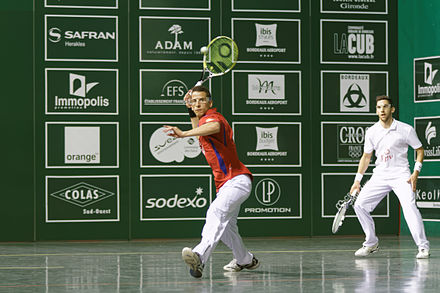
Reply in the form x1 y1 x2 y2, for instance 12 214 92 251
376 95 393 106
191 85 211 99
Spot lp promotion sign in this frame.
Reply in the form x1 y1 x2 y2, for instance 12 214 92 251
46 176 119 222
239 174 301 219
320 20 388 64
140 175 212 221
416 177 440 221
233 122 301 167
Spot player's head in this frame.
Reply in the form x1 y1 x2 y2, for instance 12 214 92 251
375 95 395 122
189 85 213 118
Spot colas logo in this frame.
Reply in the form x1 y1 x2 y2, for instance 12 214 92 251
145 187 207 209
50 182 114 207
154 24 193 50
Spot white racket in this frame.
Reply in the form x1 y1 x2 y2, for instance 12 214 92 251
332 190 358 234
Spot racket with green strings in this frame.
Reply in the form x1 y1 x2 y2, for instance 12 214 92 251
194 36 238 87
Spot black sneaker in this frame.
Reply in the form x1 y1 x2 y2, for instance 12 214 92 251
182 247 204 278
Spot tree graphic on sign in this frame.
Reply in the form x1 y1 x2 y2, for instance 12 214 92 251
168 24 183 48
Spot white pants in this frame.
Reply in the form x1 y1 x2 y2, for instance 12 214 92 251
353 173 429 249
193 174 253 265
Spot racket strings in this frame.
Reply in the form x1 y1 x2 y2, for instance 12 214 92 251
206 39 238 75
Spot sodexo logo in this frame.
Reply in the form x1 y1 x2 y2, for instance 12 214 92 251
255 127 278 151
50 182 114 208
340 74 369 112
254 178 281 206
154 24 193 51
48 27 62 43
149 127 201 163
64 126 100 164
425 121 437 145
255 23 277 47
145 187 208 209
248 74 285 100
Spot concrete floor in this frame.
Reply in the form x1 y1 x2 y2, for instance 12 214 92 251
0 236 438 292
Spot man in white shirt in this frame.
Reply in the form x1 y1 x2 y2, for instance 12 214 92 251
350 95 430 259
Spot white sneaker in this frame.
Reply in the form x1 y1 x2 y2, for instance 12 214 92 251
354 243 379 257
416 248 430 259
182 247 204 278
223 257 260 272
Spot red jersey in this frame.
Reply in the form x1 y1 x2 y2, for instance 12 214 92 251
198 108 252 191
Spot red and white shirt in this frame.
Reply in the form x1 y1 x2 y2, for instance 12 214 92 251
198 108 252 191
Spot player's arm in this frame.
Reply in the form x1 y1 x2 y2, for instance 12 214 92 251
163 122 220 138
407 147 424 191
350 152 373 194
183 90 199 129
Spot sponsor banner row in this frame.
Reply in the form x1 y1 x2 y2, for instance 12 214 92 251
45 119 436 169
143 122 301 167
44 16 388 64
44 122 300 168
45 68 392 116
45 174 302 222
43 0 388 14
321 118 440 165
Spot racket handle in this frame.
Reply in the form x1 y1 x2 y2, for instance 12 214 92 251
351 190 357 197
195 80 204 87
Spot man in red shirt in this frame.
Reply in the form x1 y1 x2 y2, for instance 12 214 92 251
163 85 259 278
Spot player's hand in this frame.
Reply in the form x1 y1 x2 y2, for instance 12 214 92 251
407 172 419 192
183 90 193 108
163 125 186 138
350 181 361 195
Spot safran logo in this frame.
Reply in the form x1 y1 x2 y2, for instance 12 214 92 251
50 182 114 207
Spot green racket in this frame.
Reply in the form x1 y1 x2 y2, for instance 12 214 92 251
195 36 238 87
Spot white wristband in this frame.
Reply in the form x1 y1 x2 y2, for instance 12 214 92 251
355 173 363 182
414 161 422 172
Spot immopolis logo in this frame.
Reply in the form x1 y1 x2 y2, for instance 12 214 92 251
50 182 114 207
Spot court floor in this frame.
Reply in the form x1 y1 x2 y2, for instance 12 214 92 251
0 236 439 292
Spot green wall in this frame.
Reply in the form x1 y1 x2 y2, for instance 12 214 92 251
0 0 400 241
399 0 440 237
